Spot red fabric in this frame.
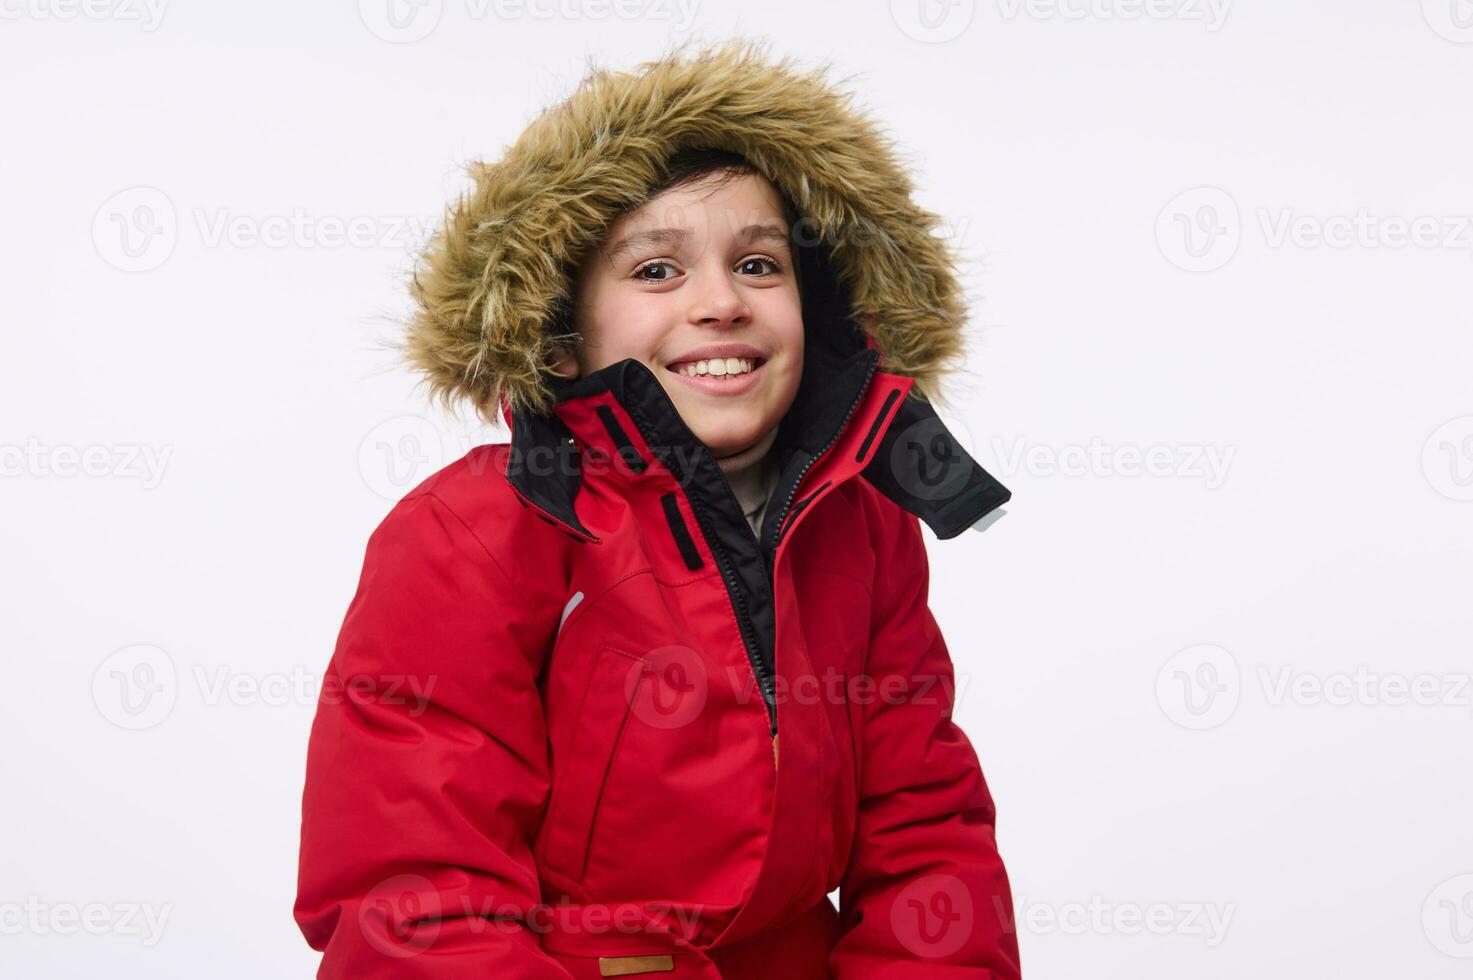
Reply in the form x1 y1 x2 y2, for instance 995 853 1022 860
294 374 1020 978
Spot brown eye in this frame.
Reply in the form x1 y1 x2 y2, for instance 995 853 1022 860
634 260 680 282
737 256 781 277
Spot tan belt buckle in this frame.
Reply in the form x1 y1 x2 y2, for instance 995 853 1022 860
598 954 675 976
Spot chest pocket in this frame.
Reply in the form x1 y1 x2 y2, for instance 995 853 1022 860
538 642 647 883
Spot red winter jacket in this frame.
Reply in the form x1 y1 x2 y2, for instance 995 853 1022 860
295 41 1022 980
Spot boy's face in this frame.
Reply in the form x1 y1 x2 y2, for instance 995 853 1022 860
561 171 804 459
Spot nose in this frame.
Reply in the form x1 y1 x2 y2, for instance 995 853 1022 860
686 266 751 329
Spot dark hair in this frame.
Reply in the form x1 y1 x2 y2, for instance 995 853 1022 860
653 147 801 226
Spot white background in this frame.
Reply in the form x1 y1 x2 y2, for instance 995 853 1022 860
3 1 1471 977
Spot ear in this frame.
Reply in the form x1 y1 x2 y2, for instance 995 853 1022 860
547 346 580 380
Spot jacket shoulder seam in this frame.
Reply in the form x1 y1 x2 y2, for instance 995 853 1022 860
411 490 516 585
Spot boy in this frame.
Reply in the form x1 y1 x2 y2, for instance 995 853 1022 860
295 40 1020 979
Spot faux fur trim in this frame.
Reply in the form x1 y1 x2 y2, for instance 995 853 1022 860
405 38 969 421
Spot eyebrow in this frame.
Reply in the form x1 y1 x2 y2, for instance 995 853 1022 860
604 227 691 263
603 222 791 262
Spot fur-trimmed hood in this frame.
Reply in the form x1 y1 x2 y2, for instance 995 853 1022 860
405 39 970 422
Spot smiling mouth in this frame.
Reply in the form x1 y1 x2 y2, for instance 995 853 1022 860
665 356 767 379
664 355 769 397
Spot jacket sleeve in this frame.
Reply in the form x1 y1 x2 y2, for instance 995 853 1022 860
293 492 574 979
829 506 1022 979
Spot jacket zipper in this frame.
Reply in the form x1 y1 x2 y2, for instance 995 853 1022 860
760 350 881 577
630 350 881 740
745 351 880 729
625 379 783 737
709 513 778 735
680 451 781 735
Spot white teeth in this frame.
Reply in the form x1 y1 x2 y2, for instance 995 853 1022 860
678 357 755 377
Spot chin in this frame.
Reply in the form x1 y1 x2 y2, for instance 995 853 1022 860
689 417 768 457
